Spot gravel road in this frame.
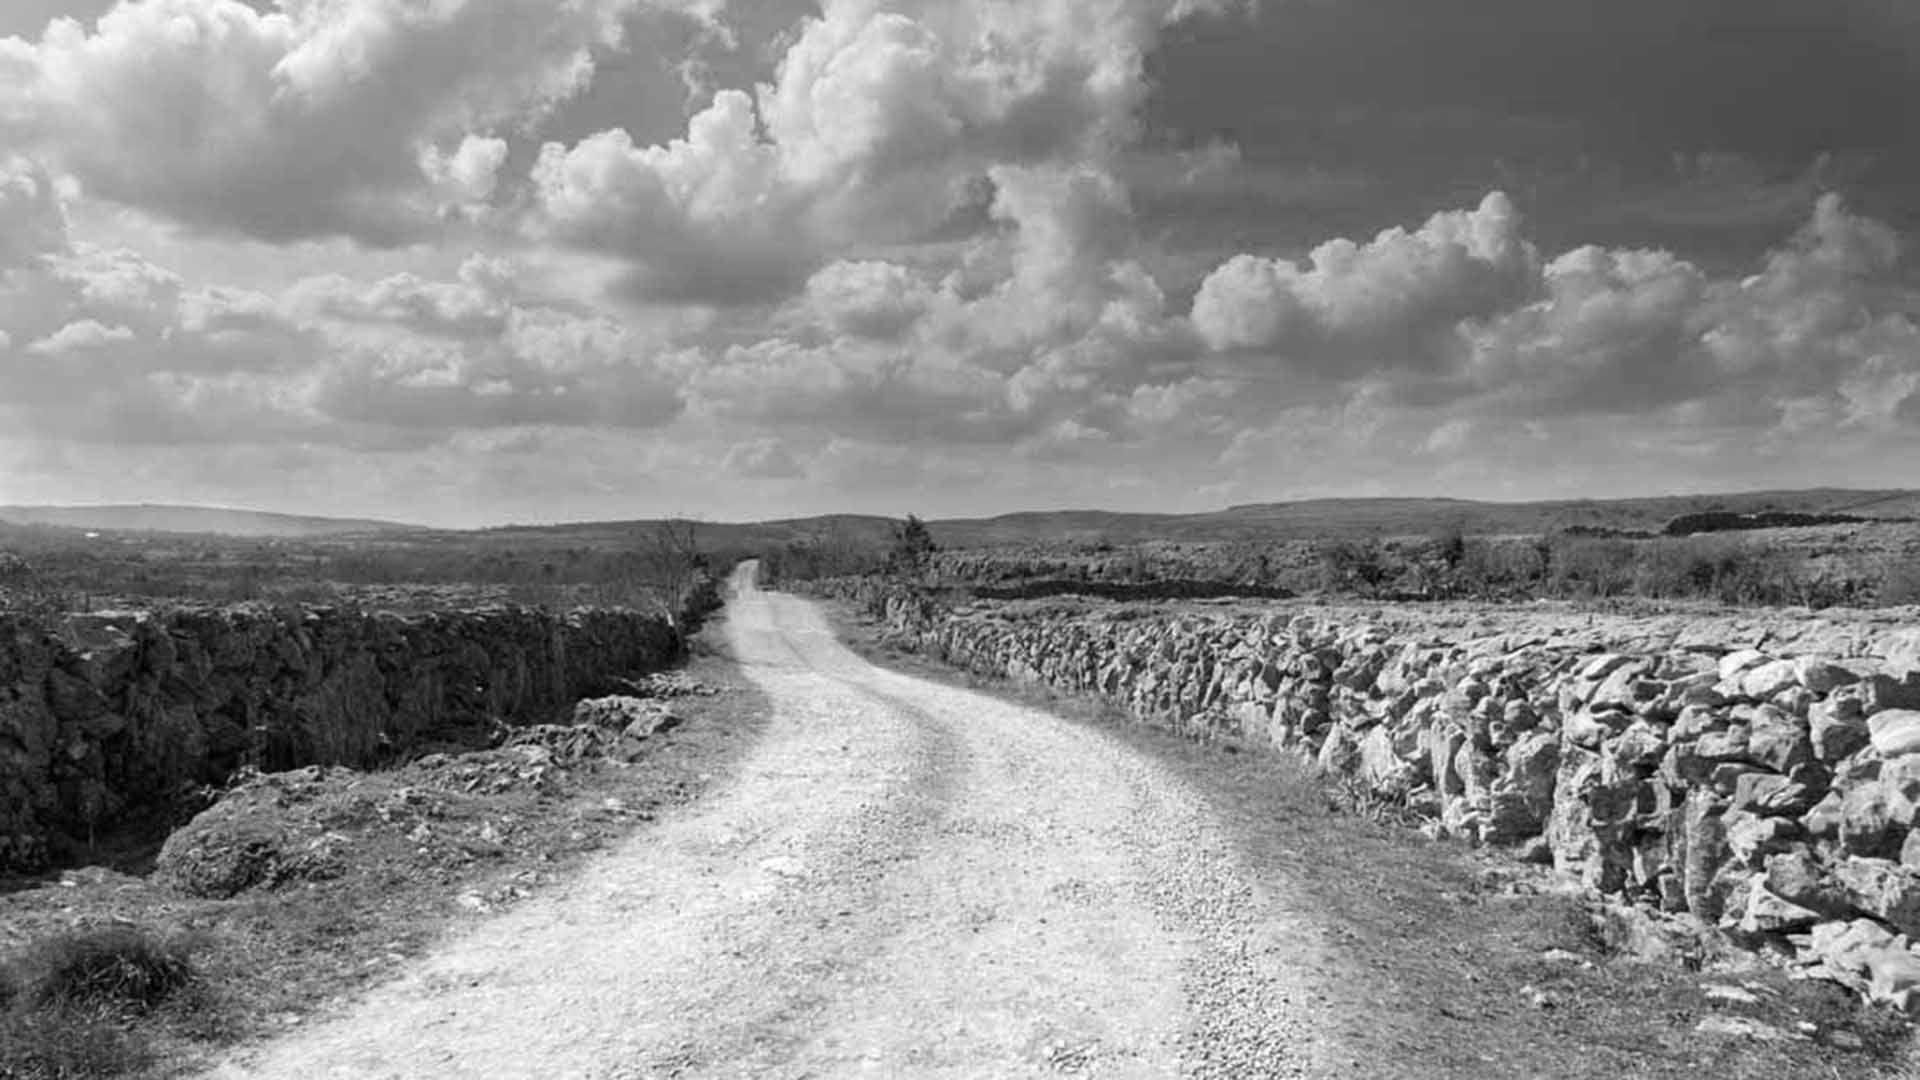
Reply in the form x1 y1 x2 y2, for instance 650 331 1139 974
204 564 1338 1078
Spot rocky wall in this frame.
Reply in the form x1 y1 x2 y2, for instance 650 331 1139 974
813 577 1920 1010
0 604 680 872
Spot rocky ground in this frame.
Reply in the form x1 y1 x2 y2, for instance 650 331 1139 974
0 657 762 1079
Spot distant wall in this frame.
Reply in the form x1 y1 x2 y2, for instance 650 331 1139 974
812 577 1920 1010
0 605 680 872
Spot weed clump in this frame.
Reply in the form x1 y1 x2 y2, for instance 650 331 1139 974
7 925 198 1015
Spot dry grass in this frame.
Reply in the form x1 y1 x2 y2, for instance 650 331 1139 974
0 622 771 1080
826 600 1920 1079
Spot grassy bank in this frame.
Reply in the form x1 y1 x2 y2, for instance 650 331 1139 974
0 624 770 1080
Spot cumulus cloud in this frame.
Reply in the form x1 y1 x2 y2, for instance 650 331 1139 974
1189 191 1537 372
420 135 511 204
0 167 690 452
0 156 65 268
26 317 133 354
0 0 661 242
798 259 940 339
530 0 1245 303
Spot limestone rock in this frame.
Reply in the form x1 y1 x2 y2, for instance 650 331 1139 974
1724 810 1801 867
1764 850 1851 917
1811 699 1871 763
1739 659 1801 701
1796 656 1861 696
1870 709 1920 758
1746 707 1814 774
1738 884 1825 934
1834 857 1920 937
1839 782 1905 858
1731 772 1817 818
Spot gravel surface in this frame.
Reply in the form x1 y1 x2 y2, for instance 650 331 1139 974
199 564 1336 1078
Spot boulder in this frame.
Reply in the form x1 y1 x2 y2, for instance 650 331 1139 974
1359 725 1421 796
1738 884 1825 935
1670 704 1725 742
1694 727 1751 765
1745 707 1814 773
1804 919 1920 1012
1563 708 1621 751
1810 699 1871 763
1731 772 1817 818
1680 790 1732 921
1718 649 1773 683
1608 720 1668 774
572 694 682 740
1866 676 1920 714
1839 782 1905 858
1724 810 1801 867
1738 659 1801 701
1835 858 1920 937
1886 629 1920 681
1317 724 1362 776
1870 709 1920 757
1803 790 1845 841
1795 656 1861 696
1764 850 1852 917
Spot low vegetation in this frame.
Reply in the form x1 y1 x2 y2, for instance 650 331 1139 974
762 510 1920 610
0 643 768 1079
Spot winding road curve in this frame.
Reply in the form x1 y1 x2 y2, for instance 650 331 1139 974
207 565 1338 1078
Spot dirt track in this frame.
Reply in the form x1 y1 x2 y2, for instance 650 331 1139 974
204 565 1336 1078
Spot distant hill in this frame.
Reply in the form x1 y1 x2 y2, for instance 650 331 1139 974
0 504 425 539
8 488 1916 547
473 488 1920 550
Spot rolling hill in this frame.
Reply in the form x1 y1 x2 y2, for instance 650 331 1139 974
4 488 1915 547
470 488 1920 550
0 504 426 539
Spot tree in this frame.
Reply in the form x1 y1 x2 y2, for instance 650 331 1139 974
887 514 938 576
645 517 707 627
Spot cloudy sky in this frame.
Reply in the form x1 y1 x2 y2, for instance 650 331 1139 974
2 0 1918 526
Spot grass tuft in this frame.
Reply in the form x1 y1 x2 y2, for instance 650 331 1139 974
0 1008 155 1080
7 925 198 1015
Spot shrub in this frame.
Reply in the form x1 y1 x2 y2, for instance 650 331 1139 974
1877 554 1920 606
1317 539 1394 596
8 926 198 1015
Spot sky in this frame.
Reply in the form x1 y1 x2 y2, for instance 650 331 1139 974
1 0 1918 527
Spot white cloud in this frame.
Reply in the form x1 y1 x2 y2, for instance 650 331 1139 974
0 0 660 243
798 259 940 339
1189 191 1537 372
420 135 511 204
0 155 65 267
529 0 1247 303
26 317 133 354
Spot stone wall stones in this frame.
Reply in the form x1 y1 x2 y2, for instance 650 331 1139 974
814 577 1920 1010
0 605 680 872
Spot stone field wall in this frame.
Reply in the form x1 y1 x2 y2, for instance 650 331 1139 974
813 577 1920 1010
1 605 680 871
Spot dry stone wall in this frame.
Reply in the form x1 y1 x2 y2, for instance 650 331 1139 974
0 604 680 872
813 577 1920 1010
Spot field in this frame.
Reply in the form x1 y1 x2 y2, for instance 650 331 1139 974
3 489 1920 1076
